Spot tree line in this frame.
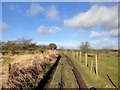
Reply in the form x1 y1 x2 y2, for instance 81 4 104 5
0 39 118 56
0 38 57 55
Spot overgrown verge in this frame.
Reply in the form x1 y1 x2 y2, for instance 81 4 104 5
35 55 61 89
1 50 59 89
66 52 118 89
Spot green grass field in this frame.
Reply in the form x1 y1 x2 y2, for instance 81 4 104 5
67 52 118 89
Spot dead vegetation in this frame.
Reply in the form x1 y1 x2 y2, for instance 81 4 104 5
1 50 59 89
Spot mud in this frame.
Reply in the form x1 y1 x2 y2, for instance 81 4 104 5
35 55 61 90
64 54 88 90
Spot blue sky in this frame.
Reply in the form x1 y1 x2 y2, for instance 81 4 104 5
1 2 118 49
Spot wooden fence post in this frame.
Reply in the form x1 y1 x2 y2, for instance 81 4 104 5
91 60 93 72
75 51 77 60
74 51 75 58
9 63 11 78
80 51 81 62
95 55 98 75
85 53 87 66
72 51 73 57
75 52 76 60
76 52 78 60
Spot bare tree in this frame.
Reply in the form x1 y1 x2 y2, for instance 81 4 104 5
79 41 90 53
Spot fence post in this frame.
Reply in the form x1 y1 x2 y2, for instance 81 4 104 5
95 55 98 75
74 51 76 59
91 60 93 72
74 51 75 58
72 51 74 57
76 52 78 60
85 53 87 66
9 63 11 78
80 51 81 62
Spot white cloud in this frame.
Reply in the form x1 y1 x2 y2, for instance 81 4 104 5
27 3 44 16
91 39 118 50
0 23 9 30
48 26 61 34
45 5 59 19
37 25 46 35
37 25 61 36
8 4 22 14
90 29 119 38
101 41 118 50
101 38 109 43
110 29 119 37
90 31 102 38
100 39 118 50
27 4 59 19
64 5 118 30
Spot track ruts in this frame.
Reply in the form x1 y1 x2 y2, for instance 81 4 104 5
64 54 88 90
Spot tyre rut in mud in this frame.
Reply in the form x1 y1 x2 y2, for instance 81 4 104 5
35 55 61 90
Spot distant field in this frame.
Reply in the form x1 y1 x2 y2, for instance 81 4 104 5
67 52 118 89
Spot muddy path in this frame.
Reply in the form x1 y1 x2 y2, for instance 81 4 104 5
64 54 88 89
60 55 78 88
35 55 61 90
59 59 65 89
36 54 88 89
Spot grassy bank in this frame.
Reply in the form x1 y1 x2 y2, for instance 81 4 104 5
67 52 118 89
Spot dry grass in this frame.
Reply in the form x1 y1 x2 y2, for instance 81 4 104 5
1 50 59 88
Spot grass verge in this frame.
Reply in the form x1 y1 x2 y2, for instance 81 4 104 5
67 52 118 89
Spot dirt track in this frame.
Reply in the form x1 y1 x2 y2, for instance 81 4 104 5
65 54 88 89
35 55 61 90
36 54 88 89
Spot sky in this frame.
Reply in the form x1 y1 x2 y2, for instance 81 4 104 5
1 2 119 49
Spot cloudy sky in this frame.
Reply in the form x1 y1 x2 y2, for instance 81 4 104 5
1 2 119 49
